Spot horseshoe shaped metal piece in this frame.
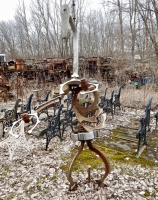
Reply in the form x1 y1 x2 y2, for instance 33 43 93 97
60 78 80 95
59 78 100 96
27 113 40 134
72 89 100 116
67 139 110 191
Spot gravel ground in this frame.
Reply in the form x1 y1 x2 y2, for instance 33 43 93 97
0 105 158 200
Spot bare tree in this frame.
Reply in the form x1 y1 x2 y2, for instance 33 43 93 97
0 21 17 58
136 0 158 61
15 0 33 58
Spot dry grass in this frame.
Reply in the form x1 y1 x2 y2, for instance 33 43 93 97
2 74 158 111
100 82 158 110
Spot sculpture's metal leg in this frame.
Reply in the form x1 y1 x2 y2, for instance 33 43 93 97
67 140 85 190
87 140 110 186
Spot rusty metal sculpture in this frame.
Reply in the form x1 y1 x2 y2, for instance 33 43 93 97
60 2 110 190
60 79 110 190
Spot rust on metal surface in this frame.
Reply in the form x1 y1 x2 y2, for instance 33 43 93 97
72 88 99 116
81 113 106 132
67 140 85 190
21 113 30 123
65 77 110 190
66 140 110 190
87 140 110 186
72 107 102 123
34 96 61 113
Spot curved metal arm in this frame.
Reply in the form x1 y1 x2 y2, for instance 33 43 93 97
8 119 22 138
27 113 40 134
8 113 40 137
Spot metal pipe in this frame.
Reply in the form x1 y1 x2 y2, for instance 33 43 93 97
61 4 79 78
87 140 110 186
66 140 85 190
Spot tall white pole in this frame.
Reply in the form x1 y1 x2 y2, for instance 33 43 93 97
61 4 79 78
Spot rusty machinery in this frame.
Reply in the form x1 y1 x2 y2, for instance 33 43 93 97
98 56 116 86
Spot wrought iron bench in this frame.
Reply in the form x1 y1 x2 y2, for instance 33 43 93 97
36 91 50 104
136 97 152 156
17 94 33 117
60 104 77 138
113 86 121 114
40 104 63 150
0 99 21 137
154 103 158 131
63 92 73 111
35 91 51 119
102 90 114 117
98 87 108 108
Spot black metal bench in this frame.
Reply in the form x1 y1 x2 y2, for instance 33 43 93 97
37 91 50 104
98 87 108 108
154 103 158 131
113 86 121 114
17 94 33 117
35 91 51 119
102 90 114 117
40 104 63 150
60 104 76 138
63 92 73 111
136 97 152 156
0 99 21 137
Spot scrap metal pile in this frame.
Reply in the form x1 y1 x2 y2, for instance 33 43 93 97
0 56 116 83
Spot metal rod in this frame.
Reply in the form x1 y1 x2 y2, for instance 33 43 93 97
87 140 110 186
67 140 85 190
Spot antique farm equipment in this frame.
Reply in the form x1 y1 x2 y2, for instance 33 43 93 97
126 71 140 88
16 59 24 71
7 60 16 70
98 56 115 86
87 57 98 77
0 54 11 101
78 56 86 78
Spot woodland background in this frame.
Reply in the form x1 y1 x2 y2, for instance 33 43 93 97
0 0 158 65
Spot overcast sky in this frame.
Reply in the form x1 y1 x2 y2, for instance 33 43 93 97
0 0 30 21
0 0 16 21
0 0 101 21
